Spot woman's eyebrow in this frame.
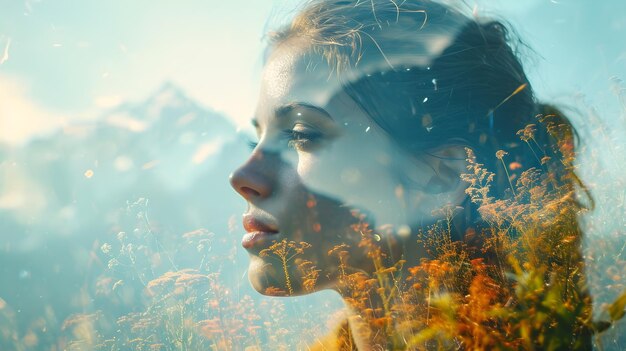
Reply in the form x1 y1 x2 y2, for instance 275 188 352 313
275 102 334 121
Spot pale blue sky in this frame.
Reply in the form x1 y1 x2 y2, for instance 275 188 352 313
1 0 624 144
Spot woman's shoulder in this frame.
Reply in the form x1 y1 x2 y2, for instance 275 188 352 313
308 318 357 351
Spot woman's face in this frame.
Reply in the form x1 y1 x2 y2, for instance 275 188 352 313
230 38 448 296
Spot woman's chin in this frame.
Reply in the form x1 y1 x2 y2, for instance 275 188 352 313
247 256 291 296
247 255 323 296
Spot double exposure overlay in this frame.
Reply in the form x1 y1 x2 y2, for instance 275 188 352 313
1 0 625 350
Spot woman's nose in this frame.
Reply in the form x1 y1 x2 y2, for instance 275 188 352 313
229 151 275 201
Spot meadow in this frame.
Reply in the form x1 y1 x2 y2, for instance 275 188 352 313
2 101 624 350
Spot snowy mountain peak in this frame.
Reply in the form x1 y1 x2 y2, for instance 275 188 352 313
143 82 195 120
99 82 236 138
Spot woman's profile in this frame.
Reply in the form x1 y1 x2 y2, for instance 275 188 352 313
230 0 597 349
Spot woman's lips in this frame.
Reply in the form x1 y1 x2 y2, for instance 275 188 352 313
242 213 279 249
242 231 280 249
242 214 279 233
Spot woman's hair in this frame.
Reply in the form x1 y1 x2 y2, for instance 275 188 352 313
267 0 588 229
264 2 597 346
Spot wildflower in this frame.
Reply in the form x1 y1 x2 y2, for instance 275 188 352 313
174 272 207 287
516 124 537 142
198 318 222 337
107 258 119 269
100 242 112 254
306 195 317 208
264 287 288 296
372 317 391 327
328 243 351 256
492 152 516 198
378 267 397 274
112 280 123 291
407 266 421 276
146 271 178 295
182 228 212 241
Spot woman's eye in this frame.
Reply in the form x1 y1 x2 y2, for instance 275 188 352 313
284 129 322 151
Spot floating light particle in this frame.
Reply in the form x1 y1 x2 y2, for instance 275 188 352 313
313 223 321 232
373 234 381 241
192 141 221 164
19 270 30 279
0 38 11 65
297 112 302 116
114 156 133 172
84 169 94 178
398 225 411 238
395 184 404 200
365 126 370 132
421 114 432 128
142 160 160 170
422 97 428 103
431 78 438 90
52 43 62 47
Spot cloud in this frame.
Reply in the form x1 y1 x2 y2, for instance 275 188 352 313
0 74 67 145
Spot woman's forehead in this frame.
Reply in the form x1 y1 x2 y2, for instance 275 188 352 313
257 41 346 120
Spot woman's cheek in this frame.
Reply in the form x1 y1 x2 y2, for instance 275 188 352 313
296 150 364 209
295 152 314 178
295 152 337 197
